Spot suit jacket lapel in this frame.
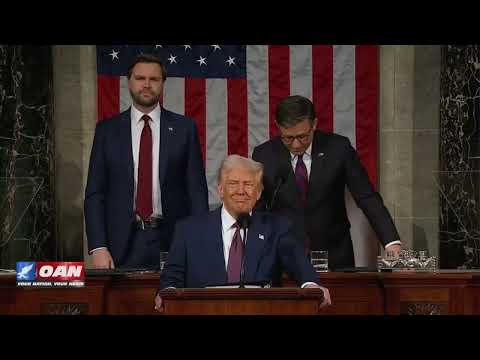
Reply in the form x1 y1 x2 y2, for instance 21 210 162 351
243 213 268 283
119 110 135 201
159 107 171 186
272 138 303 208
307 131 327 208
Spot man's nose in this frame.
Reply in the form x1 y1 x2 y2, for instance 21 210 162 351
234 184 246 194
292 138 303 146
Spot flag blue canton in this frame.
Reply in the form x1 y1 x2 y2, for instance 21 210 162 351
97 45 247 79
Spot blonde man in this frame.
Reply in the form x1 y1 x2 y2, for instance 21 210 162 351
155 155 331 311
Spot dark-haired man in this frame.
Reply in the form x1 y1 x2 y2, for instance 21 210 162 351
252 95 401 270
85 54 208 269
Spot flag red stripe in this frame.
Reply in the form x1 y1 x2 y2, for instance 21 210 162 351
355 45 379 189
184 78 206 162
97 75 119 122
227 79 248 157
312 45 333 133
268 46 290 138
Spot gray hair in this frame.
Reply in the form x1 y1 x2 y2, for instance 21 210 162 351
217 154 264 187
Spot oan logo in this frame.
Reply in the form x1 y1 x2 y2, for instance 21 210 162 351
36 262 85 281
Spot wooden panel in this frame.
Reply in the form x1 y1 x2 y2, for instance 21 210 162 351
107 287 158 315
320 287 383 315
163 299 320 315
11 287 105 315
1 271 480 315
382 272 471 315
159 288 325 315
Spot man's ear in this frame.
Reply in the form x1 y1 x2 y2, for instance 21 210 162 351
255 185 263 202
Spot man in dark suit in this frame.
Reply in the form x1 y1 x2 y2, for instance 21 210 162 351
252 95 401 270
84 54 209 269
154 155 331 311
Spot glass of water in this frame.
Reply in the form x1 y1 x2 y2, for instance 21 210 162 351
311 250 328 272
159 252 168 272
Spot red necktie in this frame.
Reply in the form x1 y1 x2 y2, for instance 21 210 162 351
227 223 244 283
136 115 153 220
295 154 308 205
294 154 311 254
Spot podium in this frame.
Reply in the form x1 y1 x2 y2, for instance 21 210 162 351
158 287 325 315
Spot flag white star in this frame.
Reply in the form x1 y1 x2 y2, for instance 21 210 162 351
211 45 221 51
197 56 207 66
109 49 119 60
184 45 192 50
167 54 177 64
226 56 236 66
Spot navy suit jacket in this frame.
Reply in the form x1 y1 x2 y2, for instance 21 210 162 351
84 107 209 264
159 207 319 289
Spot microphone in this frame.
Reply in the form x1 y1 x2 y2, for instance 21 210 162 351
237 213 251 288
267 174 286 212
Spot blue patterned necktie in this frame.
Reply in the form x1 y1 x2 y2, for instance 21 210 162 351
227 223 244 283
295 154 308 205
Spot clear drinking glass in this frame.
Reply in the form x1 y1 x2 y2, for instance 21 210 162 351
159 252 168 271
311 250 328 272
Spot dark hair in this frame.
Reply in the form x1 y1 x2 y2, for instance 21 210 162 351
275 95 316 128
127 54 167 81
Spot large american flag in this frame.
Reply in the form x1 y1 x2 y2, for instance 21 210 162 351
96 45 380 265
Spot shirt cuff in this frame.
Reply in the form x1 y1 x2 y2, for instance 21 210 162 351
301 282 319 288
385 241 402 248
89 247 107 254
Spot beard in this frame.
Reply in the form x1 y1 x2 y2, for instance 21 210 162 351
130 89 161 108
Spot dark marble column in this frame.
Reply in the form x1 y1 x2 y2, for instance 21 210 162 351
439 45 480 268
0 45 55 268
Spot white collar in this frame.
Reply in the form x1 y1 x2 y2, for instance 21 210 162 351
221 205 238 232
221 205 253 232
130 102 161 124
290 141 312 160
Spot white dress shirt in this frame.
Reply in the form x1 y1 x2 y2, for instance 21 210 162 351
130 103 162 217
290 143 313 178
221 206 246 269
220 206 316 288
289 144 401 249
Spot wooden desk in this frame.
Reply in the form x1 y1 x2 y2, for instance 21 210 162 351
159 287 325 315
1 271 479 315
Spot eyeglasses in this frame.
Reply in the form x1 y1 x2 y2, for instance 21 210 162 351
279 126 313 144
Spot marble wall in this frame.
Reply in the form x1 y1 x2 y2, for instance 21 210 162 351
0 46 55 268
439 45 480 268
379 46 440 259
52 46 96 264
